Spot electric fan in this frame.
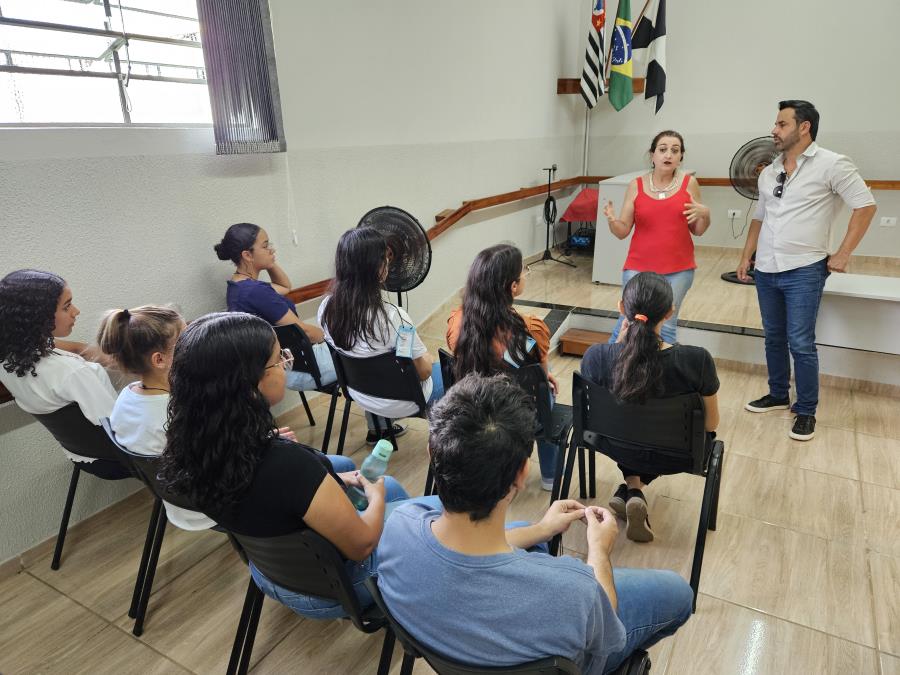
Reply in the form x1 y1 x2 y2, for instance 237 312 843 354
357 206 432 305
721 136 778 285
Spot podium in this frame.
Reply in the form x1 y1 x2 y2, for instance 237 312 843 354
591 171 644 284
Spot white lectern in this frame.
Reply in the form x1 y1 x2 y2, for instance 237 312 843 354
591 171 644 285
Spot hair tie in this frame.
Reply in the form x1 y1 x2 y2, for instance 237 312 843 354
633 314 648 323
121 308 130 321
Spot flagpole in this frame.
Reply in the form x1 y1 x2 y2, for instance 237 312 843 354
582 106 591 177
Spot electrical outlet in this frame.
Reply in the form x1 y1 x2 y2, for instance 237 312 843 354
727 209 742 219
880 216 897 227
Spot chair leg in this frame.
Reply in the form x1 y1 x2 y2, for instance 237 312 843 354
709 446 724 532
133 506 168 636
320 390 339 454
550 439 582 555
689 449 721 613
336 397 352 455
424 465 434 497
386 418 399 452
577 447 587 499
130 497 164 618
237 584 264 675
400 652 416 675
299 391 316 427
376 629 396 675
51 464 81 570
228 579 265 675
588 449 597 498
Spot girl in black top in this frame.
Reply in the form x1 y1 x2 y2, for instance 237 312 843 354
580 272 720 543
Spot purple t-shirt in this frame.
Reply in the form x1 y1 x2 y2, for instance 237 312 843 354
226 279 297 325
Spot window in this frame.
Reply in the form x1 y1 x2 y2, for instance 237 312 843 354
0 0 211 124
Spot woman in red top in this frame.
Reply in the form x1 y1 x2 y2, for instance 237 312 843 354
603 130 711 344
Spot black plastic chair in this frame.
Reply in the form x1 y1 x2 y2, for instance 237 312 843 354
30 403 133 570
227 529 396 675
365 577 650 675
273 324 341 453
100 418 217 636
327 345 433 486
557 373 725 611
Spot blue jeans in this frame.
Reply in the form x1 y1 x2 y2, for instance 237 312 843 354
602 569 694 673
754 258 829 416
610 269 695 345
250 454 442 619
364 362 445 431
285 341 337 391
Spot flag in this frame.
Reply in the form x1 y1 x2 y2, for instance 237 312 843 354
632 0 667 112
580 0 606 108
608 0 633 111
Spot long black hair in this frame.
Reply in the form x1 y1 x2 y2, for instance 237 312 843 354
214 222 260 266
320 227 390 351
612 272 673 404
159 312 277 511
454 244 536 379
0 269 66 377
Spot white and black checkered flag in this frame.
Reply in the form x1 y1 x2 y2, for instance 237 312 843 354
580 0 606 108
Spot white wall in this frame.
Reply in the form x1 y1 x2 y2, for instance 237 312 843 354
586 0 900 256
0 1 585 565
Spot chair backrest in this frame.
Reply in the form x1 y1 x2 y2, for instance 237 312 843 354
327 345 427 414
572 371 707 475
365 577 580 675
99 418 199 511
32 403 122 462
438 348 457 391
230 528 382 634
273 324 323 388
506 363 554 442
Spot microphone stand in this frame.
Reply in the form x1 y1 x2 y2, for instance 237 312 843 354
533 165 576 269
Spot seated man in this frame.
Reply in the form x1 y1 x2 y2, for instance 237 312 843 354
377 373 693 674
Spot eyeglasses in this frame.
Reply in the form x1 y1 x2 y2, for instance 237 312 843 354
773 171 787 199
266 348 294 371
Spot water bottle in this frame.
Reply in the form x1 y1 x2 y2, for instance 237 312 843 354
345 438 394 509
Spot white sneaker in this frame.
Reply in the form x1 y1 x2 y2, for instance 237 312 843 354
540 477 554 492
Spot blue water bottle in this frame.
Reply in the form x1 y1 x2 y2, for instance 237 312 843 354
345 439 394 509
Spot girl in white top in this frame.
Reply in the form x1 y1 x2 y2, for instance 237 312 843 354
0 269 123 474
98 305 219 531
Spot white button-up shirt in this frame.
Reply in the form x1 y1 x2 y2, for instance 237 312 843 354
752 142 875 273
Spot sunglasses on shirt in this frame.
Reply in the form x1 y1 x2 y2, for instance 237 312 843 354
773 171 787 199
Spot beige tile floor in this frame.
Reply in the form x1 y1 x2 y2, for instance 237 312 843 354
2 251 899 674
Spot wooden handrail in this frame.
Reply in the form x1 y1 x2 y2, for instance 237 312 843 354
282 173 900 304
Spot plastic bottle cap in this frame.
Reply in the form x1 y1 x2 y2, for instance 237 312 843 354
372 438 394 461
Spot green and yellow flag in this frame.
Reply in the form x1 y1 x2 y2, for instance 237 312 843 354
608 0 633 111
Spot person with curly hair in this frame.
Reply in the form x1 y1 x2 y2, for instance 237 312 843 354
445 244 559 491
0 269 128 478
159 312 439 618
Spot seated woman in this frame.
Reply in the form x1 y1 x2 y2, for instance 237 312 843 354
97 304 216 530
446 244 559 490
159 311 439 618
318 227 444 442
214 222 336 392
581 272 720 543
0 269 129 479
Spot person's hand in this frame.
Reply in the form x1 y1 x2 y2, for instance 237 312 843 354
683 194 710 224
538 499 587 538
736 257 753 283
547 371 559 395
303 324 326 344
826 251 849 273
615 318 630 343
276 426 297 442
603 200 616 222
337 470 362 488
358 473 386 503
585 506 618 555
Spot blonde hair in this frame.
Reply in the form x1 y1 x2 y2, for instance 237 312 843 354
97 305 183 374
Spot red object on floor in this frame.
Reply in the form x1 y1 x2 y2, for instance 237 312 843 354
560 188 599 222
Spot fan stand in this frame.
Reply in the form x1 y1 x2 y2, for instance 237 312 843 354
721 253 756 285
531 166 575 270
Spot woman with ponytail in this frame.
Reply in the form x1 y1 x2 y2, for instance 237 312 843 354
581 272 720 542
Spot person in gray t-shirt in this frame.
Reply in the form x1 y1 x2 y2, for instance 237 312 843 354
377 373 693 674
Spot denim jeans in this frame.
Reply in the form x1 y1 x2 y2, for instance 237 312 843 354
609 269 695 345
602 569 694 673
250 454 442 619
364 362 445 431
754 258 829 416
285 341 337 391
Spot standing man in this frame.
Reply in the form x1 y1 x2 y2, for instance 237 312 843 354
738 100 876 441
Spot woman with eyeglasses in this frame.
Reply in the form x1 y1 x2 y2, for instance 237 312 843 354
446 244 559 491
159 311 439 618
602 130 711 344
0 269 130 479
318 227 444 444
214 222 336 392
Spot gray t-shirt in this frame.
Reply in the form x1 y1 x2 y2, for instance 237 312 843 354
377 502 626 674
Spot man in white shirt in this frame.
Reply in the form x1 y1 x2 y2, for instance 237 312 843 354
737 100 876 441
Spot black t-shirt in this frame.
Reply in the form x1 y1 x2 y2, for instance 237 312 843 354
208 438 340 538
581 342 719 398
